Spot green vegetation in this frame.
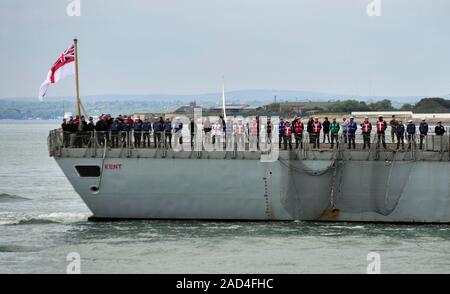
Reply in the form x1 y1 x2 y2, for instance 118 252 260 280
0 99 184 120
326 99 395 113
1 97 449 120
413 98 450 113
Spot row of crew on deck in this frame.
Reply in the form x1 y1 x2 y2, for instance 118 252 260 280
278 115 446 150
61 114 447 151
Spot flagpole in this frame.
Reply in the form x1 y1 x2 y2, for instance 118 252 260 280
222 76 227 122
73 38 82 124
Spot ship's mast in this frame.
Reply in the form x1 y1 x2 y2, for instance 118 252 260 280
222 77 227 122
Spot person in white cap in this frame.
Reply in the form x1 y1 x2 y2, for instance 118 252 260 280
406 119 416 150
419 119 428 150
341 117 349 144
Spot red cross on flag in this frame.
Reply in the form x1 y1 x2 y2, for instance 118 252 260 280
38 44 76 101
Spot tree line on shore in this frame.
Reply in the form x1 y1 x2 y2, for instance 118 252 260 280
326 98 450 114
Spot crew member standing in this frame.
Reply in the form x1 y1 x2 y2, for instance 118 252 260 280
284 121 293 150
189 118 196 149
406 120 416 151
395 121 405 150
133 117 143 148
419 119 428 150
61 118 70 147
153 117 164 148
361 117 372 149
110 119 121 148
142 118 152 148
266 117 272 145
163 118 173 148
435 121 446 136
322 117 330 144
330 118 340 149
347 117 357 149
307 117 314 143
278 118 285 149
435 121 447 151
342 117 349 144
293 117 304 149
248 118 258 150
173 117 183 149
389 115 398 144
311 117 321 149
212 119 223 150
235 118 246 150
376 115 387 149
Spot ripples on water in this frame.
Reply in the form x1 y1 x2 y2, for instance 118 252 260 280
0 121 449 274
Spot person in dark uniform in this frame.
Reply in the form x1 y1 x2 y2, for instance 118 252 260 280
110 119 121 148
85 116 95 147
307 117 314 143
133 117 143 148
278 118 285 149
173 117 183 149
61 118 70 147
95 115 106 147
360 117 372 149
435 121 446 136
395 120 405 150
435 121 447 151
153 117 164 148
142 118 152 148
189 118 196 149
164 118 173 148
68 116 77 147
322 117 330 144
347 117 357 149
266 117 272 144
78 116 87 148
406 120 416 150
419 119 428 150
255 115 260 150
120 117 131 148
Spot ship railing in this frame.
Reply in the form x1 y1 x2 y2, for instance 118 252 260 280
48 129 449 159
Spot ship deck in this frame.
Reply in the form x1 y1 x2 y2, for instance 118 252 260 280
48 129 450 161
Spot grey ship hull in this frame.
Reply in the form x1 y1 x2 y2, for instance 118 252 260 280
54 149 450 223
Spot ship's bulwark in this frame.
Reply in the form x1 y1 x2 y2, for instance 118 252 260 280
54 150 450 223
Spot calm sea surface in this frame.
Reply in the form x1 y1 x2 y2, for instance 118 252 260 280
0 120 449 274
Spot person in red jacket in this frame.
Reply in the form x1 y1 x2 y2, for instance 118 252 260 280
311 117 321 149
293 117 304 149
376 115 387 149
361 117 372 149
284 121 293 150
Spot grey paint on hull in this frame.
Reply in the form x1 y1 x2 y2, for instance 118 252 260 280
55 155 450 223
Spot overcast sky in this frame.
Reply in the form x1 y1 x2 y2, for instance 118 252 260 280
0 0 449 99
